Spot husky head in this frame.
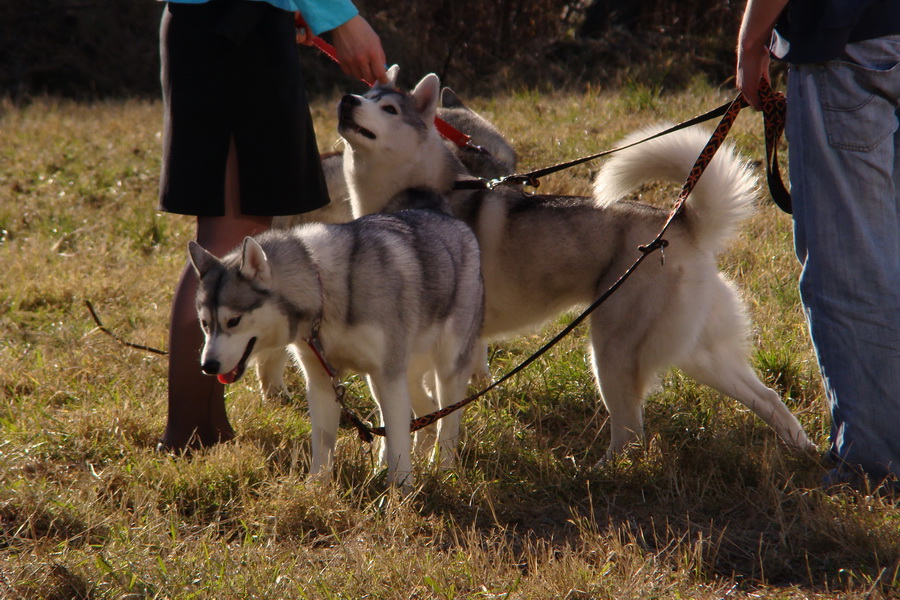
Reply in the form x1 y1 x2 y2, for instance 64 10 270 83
188 238 293 385
438 87 517 180
338 66 463 217
337 65 440 151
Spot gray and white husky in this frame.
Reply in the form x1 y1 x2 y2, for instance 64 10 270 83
272 85 517 229
338 68 816 460
188 201 484 485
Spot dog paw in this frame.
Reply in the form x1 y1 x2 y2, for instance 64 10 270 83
792 434 819 456
263 386 294 406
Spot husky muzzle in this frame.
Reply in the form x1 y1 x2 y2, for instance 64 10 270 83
201 337 257 384
338 95 377 140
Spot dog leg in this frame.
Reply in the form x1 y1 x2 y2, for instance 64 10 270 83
680 347 815 452
410 372 439 458
470 341 492 387
367 373 415 488
590 343 648 459
254 348 289 402
304 365 342 481
433 369 467 469
595 376 647 458
679 282 816 452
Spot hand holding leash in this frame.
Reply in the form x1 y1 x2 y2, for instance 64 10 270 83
299 20 479 151
330 15 389 85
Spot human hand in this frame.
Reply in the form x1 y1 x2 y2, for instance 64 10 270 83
331 15 388 85
736 41 771 111
735 0 787 111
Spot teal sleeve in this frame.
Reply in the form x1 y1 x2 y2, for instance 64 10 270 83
292 0 359 35
161 0 360 37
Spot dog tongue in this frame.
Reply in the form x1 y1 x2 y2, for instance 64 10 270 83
218 370 237 385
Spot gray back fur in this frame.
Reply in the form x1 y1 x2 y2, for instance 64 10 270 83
213 209 484 379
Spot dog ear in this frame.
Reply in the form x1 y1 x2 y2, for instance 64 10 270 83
384 64 400 88
411 73 440 122
188 241 219 277
240 237 273 287
373 64 399 92
440 87 464 109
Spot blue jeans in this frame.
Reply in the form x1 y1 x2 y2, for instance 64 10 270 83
787 36 900 483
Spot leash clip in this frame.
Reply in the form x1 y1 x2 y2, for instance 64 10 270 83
488 174 541 189
464 139 490 154
639 238 669 265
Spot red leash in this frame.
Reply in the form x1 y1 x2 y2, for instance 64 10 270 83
296 14 479 152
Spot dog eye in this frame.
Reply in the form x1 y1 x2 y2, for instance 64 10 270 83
200 320 210 331
226 316 242 328
381 105 398 115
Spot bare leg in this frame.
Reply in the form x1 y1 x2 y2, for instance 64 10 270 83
159 138 272 450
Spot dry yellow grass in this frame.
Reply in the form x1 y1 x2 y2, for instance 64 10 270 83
1 88 898 599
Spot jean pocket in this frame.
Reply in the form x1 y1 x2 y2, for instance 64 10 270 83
817 60 900 152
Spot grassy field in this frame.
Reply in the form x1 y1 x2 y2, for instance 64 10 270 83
1 83 899 599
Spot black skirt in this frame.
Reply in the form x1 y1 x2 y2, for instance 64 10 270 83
159 0 329 216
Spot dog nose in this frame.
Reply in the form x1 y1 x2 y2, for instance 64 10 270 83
338 94 360 118
340 94 361 108
201 359 220 375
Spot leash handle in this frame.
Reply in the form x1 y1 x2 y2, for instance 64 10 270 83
757 78 792 213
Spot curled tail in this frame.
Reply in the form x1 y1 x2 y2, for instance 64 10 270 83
592 123 757 253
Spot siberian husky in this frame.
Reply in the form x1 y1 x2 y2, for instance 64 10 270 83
438 87 518 180
189 199 484 485
338 67 816 459
272 87 517 229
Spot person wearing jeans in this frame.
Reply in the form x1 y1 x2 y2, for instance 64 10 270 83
738 0 900 487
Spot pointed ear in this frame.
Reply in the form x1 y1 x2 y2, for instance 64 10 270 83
188 240 219 277
440 86 464 109
385 64 400 88
240 237 273 287
411 73 440 121
375 64 400 92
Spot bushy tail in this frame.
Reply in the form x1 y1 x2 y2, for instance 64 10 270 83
592 123 757 253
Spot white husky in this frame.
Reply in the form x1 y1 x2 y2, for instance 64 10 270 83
189 202 484 486
337 67 816 459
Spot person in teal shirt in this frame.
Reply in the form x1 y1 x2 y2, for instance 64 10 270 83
158 0 388 450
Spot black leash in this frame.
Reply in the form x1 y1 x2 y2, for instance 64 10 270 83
453 100 734 191
86 300 168 356
454 83 792 214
